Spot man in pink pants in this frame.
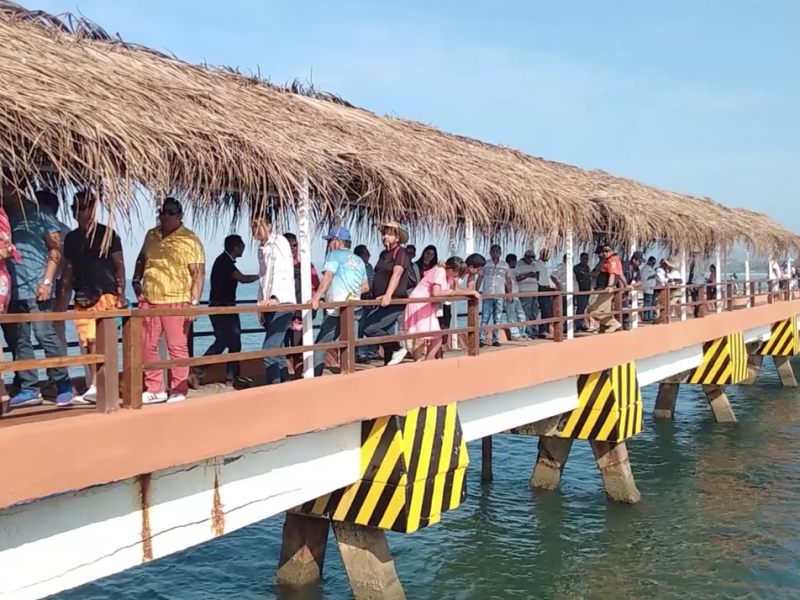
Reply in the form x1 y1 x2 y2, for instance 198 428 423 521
132 198 205 404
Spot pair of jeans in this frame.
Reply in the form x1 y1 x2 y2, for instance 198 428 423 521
575 293 590 329
480 298 504 344
505 298 527 338
5 298 69 392
643 293 655 321
361 305 404 365
262 310 294 385
519 296 539 337
537 287 553 336
203 313 242 379
314 313 341 377
355 307 378 360
140 300 191 395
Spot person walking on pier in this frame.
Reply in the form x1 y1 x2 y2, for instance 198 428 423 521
283 232 320 376
587 243 623 334
2 180 72 407
311 226 368 376
361 221 412 366
353 244 378 363
196 235 258 386
252 214 295 385
405 256 479 361
534 248 555 339
58 191 127 405
639 256 657 322
133 198 205 404
478 244 512 347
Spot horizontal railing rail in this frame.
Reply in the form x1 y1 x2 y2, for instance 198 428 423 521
0 277 795 424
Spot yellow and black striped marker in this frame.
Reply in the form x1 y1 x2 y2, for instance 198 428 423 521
757 317 799 357
295 403 468 534
688 331 748 385
505 362 643 442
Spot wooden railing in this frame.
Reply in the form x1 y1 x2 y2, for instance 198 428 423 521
0 277 792 423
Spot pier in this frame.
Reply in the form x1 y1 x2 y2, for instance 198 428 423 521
2 3 800 600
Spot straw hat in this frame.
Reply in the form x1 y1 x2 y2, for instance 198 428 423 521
379 220 409 244
663 256 680 270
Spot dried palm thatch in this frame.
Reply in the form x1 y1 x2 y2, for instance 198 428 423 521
0 1 796 254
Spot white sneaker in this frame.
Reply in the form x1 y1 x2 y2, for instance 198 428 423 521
142 392 168 405
387 348 408 366
167 394 187 404
73 385 97 405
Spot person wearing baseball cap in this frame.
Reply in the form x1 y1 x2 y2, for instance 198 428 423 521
514 248 540 337
311 225 368 376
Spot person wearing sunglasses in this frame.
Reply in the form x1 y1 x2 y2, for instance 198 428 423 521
132 198 205 404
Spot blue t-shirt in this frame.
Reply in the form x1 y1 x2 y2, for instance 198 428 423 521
322 249 366 316
8 201 61 300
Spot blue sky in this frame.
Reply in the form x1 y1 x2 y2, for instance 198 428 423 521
33 0 800 272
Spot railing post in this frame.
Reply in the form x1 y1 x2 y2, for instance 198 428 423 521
95 318 120 414
613 288 623 328
553 291 564 342
697 285 706 318
726 282 734 311
467 297 480 356
340 304 356 375
658 286 670 324
749 280 756 307
188 322 195 357
122 315 143 409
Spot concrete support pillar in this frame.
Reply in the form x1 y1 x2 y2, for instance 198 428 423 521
702 385 737 423
741 353 763 385
276 513 330 587
481 436 493 482
653 382 680 420
333 521 407 600
590 440 641 504
530 436 574 491
773 355 798 387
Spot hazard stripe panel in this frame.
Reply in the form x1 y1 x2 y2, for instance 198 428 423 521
295 404 468 534
505 362 643 442
688 332 748 385
758 317 799 357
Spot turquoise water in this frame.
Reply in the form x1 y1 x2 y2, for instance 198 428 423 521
51 356 800 599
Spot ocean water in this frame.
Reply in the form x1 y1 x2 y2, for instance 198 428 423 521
48 353 800 599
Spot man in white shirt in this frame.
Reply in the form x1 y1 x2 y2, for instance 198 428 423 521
533 249 554 338
505 254 528 340
476 244 512 347
253 215 295 385
639 256 657 322
515 249 540 338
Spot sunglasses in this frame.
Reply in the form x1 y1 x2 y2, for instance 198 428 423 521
160 208 180 217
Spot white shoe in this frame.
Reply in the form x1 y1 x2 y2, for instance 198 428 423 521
142 392 168 405
167 394 187 404
73 385 97 405
387 348 408 366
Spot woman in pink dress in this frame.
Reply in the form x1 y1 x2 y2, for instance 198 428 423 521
0 203 21 402
404 256 480 361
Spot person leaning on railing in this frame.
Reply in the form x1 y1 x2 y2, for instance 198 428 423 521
132 198 205 405
57 191 127 405
404 256 480 362
2 178 73 408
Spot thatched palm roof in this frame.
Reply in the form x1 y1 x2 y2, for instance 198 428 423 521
0 1 796 254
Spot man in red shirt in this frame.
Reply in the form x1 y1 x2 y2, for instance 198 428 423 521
588 243 624 333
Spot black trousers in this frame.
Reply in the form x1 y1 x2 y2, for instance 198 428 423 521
203 314 242 378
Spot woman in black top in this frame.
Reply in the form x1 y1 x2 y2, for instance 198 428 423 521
361 221 411 366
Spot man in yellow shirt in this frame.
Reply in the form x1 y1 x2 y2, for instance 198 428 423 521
132 198 205 404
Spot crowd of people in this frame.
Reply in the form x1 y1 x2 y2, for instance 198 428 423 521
0 178 795 408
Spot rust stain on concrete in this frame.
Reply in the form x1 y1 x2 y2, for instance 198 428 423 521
139 473 154 562
211 470 225 537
